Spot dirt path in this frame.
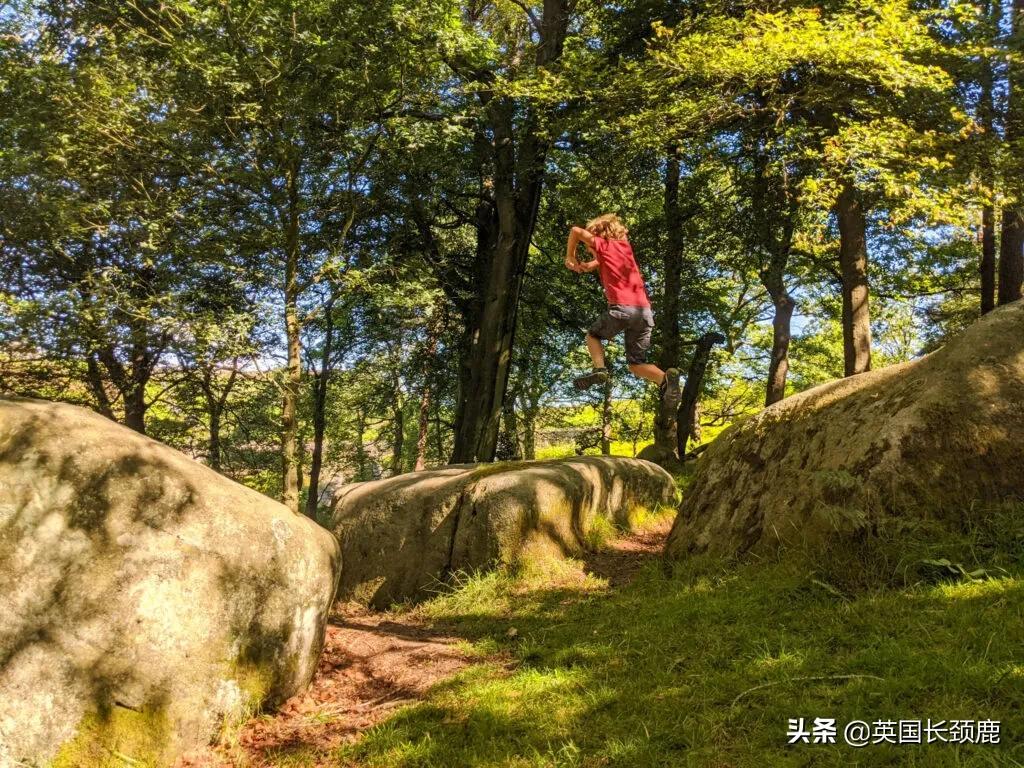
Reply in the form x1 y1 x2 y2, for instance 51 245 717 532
179 523 669 767
582 516 673 586
176 608 468 767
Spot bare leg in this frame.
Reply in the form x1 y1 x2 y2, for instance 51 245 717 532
628 363 665 384
585 333 606 368
573 334 611 390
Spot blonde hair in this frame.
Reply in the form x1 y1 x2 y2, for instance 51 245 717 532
585 213 628 240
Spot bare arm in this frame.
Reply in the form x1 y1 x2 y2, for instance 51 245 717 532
565 226 597 272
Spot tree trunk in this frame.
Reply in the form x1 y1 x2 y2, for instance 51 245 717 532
305 370 328 513
518 388 540 461
981 207 997 313
450 1 570 464
305 295 334 518
497 393 522 461
660 147 684 370
999 0 1024 305
835 182 872 376
676 332 724 458
123 383 147 434
123 340 150 434
296 428 305 495
415 385 432 471
750 130 796 406
415 312 441 471
355 409 368 481
980 7 999 315
95 341 148 434
765 291 795 405
653 147 684 455
391 399 405 477
521 411 537 460
601 376 612 455
208 406 222 471
691 402 702 445
281 161 302 513
433 409 445 468
450 194 493 463
201 370 222 473
999 212 1024 305
80 281 159 433
199 362 237 476
85 353 115 420
497 378 522 461
450 145 531 463
121 326 153 434
389 337 407 476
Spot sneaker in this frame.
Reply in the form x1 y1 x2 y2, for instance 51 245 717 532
660 368 681 408
573 368 609 390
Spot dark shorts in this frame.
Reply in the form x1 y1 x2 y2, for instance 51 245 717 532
588 304 655 365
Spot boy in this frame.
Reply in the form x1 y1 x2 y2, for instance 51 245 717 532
565 213 681 408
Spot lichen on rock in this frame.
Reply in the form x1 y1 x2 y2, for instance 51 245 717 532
665 301 1024 561
0 398 342 766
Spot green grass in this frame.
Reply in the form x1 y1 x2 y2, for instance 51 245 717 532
278 511 1024 768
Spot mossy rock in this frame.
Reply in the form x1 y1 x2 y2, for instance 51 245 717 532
50 707 172 768
0 398 342 766
326 456 677 608
665 301 1024 560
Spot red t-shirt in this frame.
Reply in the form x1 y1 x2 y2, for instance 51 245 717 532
591 236 650 307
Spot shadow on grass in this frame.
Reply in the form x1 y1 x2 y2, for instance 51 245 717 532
329 551 1024 768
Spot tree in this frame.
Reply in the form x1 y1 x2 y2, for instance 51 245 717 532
1 0 1005 510
171 303 263 472
641 1 962 384
999 0 1024 304
436 0 574 463
121 0 434 509
302 283 362 516
835 181 873 375
744 120 801 402
0 2 206 432
978 0 1003 314
677 332 725 456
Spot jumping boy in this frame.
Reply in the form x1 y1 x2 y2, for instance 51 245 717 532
565 213 681 408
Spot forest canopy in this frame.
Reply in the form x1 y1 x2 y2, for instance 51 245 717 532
1 0 1021 514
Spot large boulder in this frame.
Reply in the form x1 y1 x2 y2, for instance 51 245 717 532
0 398 341 767
326 456 677 608
665 302 1024 560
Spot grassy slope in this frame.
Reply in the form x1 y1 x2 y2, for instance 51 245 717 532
271 511 1024 767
